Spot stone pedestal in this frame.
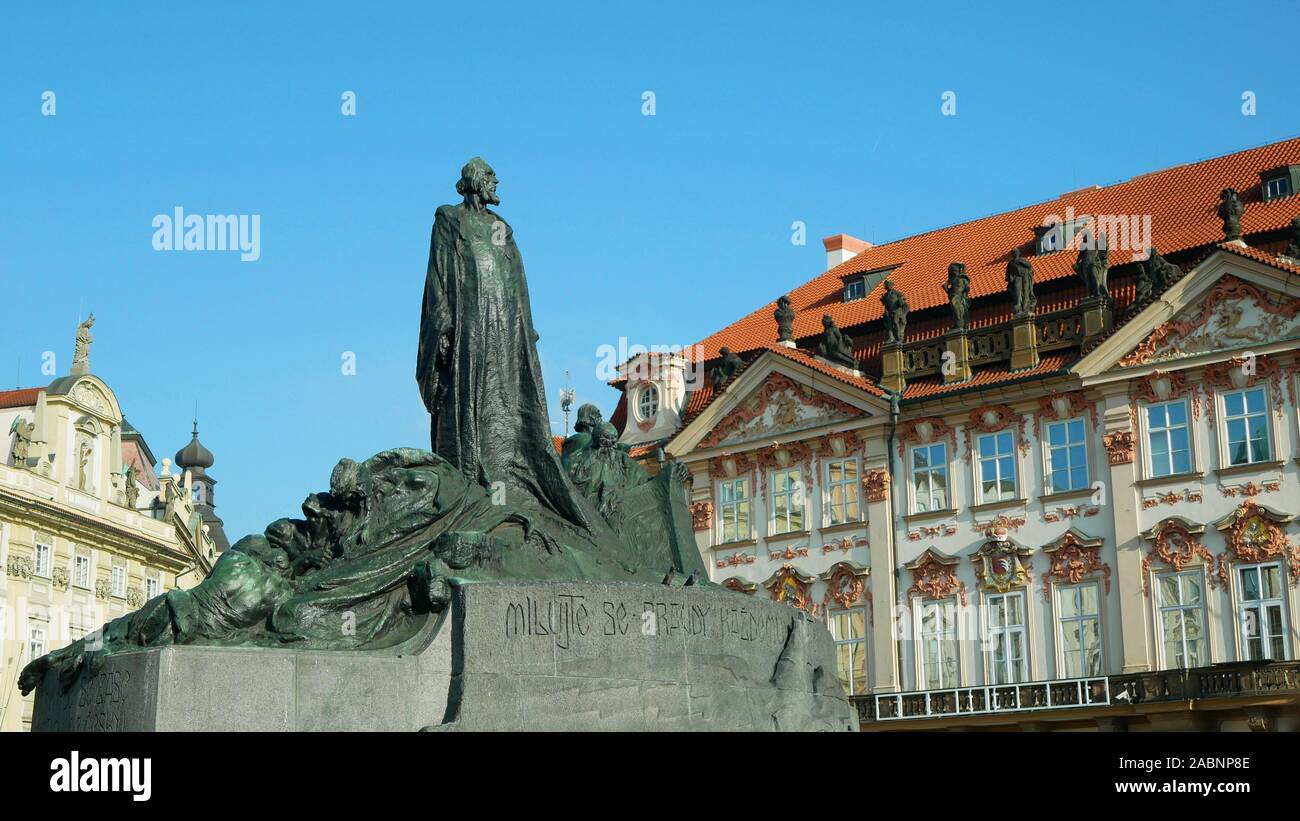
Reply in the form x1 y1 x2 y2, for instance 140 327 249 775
1080 298 1113 347
942 330 971 384
32 580 856 732
1010 316 1039 371
880 342 905 394
814 355 863 379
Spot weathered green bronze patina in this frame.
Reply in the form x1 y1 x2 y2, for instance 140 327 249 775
21 158 707 697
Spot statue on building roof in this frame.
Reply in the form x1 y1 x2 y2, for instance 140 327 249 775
1136 247 1180 303
1074 238 1111 303
1005 248 1036 318
1284 215 1300 260
710 346 742 390
9 416 35 469
774 295 795 343
815 314 857 369
1218 187 1243 241
122 464 140 508
70 313 94 376
942 262 972 330
881 280 908 344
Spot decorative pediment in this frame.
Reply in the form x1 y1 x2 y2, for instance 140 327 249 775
820 561 869 610
1140 517 1216 595
1041 530 1110 600
1213 500 1299 586
699 372 859 448
1118 276 1300 367
897 416 958 459
904 549 968 606
1033 391 1099 438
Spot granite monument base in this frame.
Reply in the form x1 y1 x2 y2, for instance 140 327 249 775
32 580 856 732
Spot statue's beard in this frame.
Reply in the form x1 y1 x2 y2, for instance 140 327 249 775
469 186 500 208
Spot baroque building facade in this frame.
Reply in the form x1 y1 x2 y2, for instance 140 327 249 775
611 138 1300 730
0 322 219 731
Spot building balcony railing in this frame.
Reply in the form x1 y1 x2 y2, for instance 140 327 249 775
1109 661 1300 704
851 661 1300 724
867 676 1109 722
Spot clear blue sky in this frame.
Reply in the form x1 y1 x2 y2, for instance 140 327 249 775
3 1 1297 543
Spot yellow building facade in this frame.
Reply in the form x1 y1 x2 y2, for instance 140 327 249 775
0 328 216 730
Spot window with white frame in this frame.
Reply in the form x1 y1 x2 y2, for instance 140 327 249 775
828 609 867 696
823 458 859 525
33 533 52 578
976 432 1017 502
919 599 959 689
1222 387 1272 466
28 623 47 660
1156 570 1207 669
1146 400 1192 477
1056 583 1102 677
1237 563 1288 661
636 384 659 421
73 549 91 589
146 573 161 600
985 592 1028 684
1045 418 1089 493
111 562 127 598
716 478 751 543
910 443 948 512
770 468 804 535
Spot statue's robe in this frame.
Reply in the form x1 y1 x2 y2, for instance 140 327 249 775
416 203 635 565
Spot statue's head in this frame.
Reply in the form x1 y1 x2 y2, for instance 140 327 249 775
574 403 602 432
778 295 791 309
883 279 895 291
822 313 835 329
1011 247 1022 260
595 422 618 450
719 346 732 358
457 157 500 208
948 262 966 278
329 458 365 507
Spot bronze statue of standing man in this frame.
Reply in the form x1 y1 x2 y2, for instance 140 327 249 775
416 158 601 540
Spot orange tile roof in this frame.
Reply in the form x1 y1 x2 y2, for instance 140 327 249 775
695 138 1300 361
0 387 43 410
900 353 1074 399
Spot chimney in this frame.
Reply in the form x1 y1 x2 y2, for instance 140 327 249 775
822 233 872 270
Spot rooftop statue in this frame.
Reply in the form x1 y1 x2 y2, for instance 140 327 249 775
1284 216 1300 259
815 313 857 369
9 416 35 470
1005 248 1036 318
1074 240 1111 303
22 159 709 696
774 295 795 343
709 346 742 389
942 262 971 330
1136 247 1180 304
71 313 94 375
881 280 908 344
1218 187 1243 241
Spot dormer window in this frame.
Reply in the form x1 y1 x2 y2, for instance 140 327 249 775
1034 218 1092 255
1261 165 1300 202
840 265 897 302
636 384 659 421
